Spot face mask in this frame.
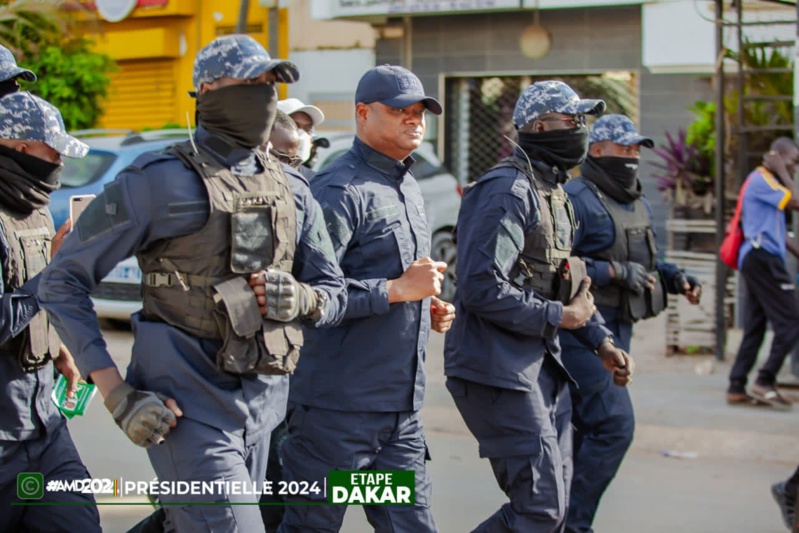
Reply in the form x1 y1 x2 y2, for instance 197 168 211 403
592 155 639 189
296 130 312 164
0 79 20 99
517 126 589 172
0 144 61 184
196 84 277 149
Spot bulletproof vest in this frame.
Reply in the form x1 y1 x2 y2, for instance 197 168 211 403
0 206 61 371
580 178 657 308
484 155 575 300
137 141 297 340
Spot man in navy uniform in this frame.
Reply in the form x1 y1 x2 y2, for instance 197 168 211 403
0 90 101 532
561 114 701 533
276 65 455 533
444 81 634 533
39 35 346 532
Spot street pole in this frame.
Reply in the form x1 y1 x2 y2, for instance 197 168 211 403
792 0 799 378
236 0 250 34
714 0 726 361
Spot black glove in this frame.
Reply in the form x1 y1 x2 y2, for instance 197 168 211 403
610 261 648 295
672 272 701 295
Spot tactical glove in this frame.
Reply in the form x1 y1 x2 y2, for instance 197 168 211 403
104 382 176 448
610 261 648 295
672 272 701 294
264 270 319 322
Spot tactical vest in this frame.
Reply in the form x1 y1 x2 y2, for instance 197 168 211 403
579 179 660 315
137 141 297 341
0 207 61 371
484 156 575 300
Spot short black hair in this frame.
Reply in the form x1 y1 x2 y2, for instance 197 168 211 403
274 109 298 133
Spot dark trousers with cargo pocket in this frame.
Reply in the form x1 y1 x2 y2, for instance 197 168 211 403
277 407 436 533
730 248 799 391
447 356 573 533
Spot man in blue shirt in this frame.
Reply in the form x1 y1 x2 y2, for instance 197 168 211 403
0 88 101 532
276 65 454 532
728 137 799 409
39 35 346 532
561 114 701 533
444 81 634 533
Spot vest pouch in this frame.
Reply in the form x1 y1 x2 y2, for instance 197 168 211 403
550 192 574 251
230 194 275 274
212 276 303 375
212 276 267 375
624 271 665 323
554 256 587 305
17 231 53 371
260 320 303 375
645 271 666 318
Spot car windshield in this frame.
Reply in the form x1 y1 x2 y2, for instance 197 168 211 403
60 152 116 188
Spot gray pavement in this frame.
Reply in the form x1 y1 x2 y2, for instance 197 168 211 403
67 316 799 532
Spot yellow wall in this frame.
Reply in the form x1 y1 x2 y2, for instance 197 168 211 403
89 0 287 131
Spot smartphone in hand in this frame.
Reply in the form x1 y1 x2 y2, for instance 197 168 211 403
69 194 96 228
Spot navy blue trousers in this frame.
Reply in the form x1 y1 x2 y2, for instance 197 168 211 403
0 418 100 532
447 356 573 533
278 407 436 532
561 310 634 533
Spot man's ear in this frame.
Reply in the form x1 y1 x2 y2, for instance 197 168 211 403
355 102 370 122
198 82 212 95
16 143 28 154
589 144 603 157
532 121 545 133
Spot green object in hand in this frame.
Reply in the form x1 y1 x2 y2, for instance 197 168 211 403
51 374 97 419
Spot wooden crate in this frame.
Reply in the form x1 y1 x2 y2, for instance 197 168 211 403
664 218 735 354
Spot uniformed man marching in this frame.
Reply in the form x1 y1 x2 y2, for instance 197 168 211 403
0 89 101 531
275 64 454 532
561 114 701 533
444 81 634 533
39 35 346 532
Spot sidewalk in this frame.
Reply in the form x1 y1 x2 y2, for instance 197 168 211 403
422 314 799 464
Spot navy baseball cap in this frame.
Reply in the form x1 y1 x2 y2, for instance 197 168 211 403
355 65 442 115
513 80 605 129
0 45 35 83
193 35 299 92
589 114 654 148
0 92 88 158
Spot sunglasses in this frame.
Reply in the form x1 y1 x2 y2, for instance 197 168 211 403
537 114 587 128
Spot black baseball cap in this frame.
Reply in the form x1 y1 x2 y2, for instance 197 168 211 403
355 65 442 115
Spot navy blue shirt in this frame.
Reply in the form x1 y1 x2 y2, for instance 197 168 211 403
38 127 347 444
0 221 62 441
561 176 684 386
290 137 431 412
444 163 611 392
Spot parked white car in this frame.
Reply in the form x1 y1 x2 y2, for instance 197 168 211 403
311 133 461 302
71 132 462 324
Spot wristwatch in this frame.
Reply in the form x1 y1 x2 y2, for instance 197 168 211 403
308 288 328 322
595 335 614 354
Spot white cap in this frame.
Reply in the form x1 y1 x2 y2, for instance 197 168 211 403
277 98 325 127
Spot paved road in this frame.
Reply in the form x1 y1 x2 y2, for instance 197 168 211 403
67 322 795 532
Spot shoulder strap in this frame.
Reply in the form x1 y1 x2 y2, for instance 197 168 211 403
730 176 752 231
165 141 224 181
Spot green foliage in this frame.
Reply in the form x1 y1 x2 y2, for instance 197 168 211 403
685 101 716 179
0 0 67 57
21 39 117 130
0 1 116 130
656 39 794 208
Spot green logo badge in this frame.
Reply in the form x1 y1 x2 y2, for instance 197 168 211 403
17 472 44 500
328 470 415 505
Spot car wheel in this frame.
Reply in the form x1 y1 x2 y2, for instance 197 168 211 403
431 229 457 303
